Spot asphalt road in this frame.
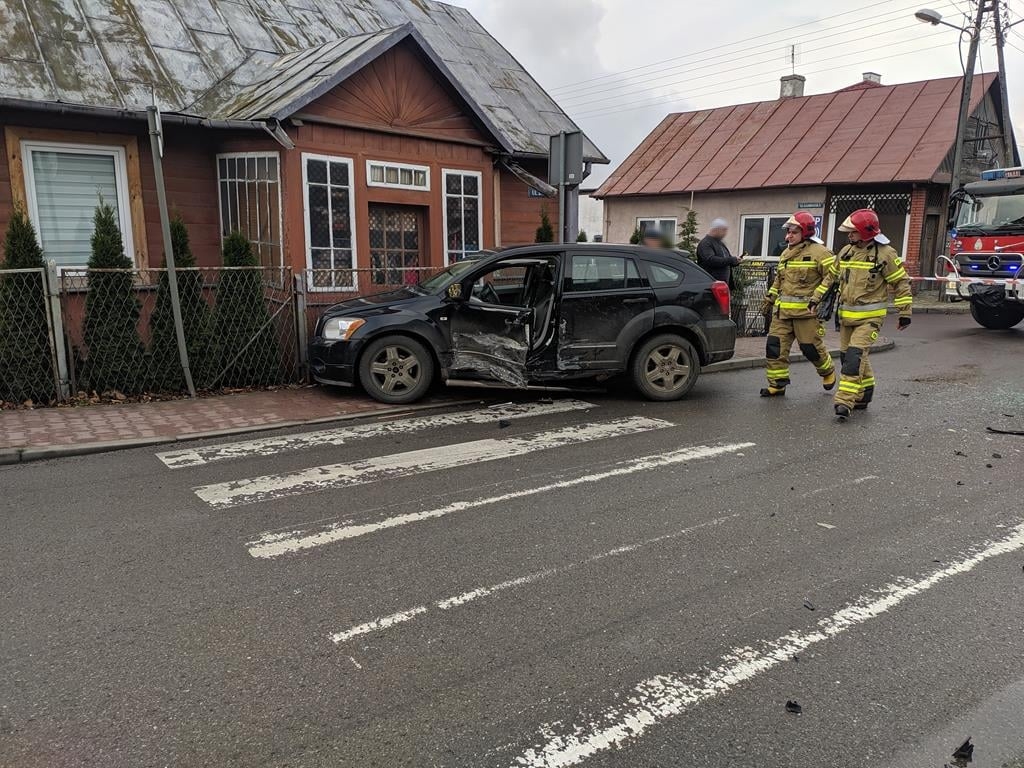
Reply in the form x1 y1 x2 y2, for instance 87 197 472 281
2 313 1023 768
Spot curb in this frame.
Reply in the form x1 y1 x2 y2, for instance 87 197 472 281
0 399 477 466
888 305 970 315
705 338 896 374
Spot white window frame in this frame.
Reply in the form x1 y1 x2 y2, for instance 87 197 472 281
637 217 677 238
215 151 283 268
442 168 484 266
740 214 792 259
21 140 135 269
301 152 358 293
365 159 431 191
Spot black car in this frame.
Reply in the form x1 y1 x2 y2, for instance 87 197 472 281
309 244 736 404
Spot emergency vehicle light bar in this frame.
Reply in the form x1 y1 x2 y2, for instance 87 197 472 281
981 167 1024 180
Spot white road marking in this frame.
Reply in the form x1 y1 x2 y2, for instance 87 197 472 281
330 607 429 643
330 516 737 644
508 519 1024 768
196 416 669 509
248 442 755 558
157 400 595 469
800 474 880 499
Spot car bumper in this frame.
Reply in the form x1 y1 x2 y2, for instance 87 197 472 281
704 318 737 364
309 337 365 386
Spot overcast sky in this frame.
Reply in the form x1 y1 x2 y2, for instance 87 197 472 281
447 0 1024 186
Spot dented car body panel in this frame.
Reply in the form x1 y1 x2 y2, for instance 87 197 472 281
309 244 736 395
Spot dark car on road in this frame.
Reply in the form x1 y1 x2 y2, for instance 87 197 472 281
309 244 736 404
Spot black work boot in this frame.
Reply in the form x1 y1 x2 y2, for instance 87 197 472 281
835 404 851 422
760 386 786 397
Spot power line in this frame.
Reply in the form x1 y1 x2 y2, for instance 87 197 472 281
559 16 951 110
573 39 958 121
555 0 949 103
549 0 927 94
569 31 948 118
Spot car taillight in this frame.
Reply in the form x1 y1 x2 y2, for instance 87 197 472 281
711 281 731 316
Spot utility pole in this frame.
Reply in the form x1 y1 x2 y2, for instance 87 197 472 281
993 0 1018 165
950 0 989 193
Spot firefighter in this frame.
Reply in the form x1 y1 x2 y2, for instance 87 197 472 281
831 208 912 422
759 211 837 397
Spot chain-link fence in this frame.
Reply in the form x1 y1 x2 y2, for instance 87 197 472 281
733 261 775 337
0 268 61 405
50 266 301 399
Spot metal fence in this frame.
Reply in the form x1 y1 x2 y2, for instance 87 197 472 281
733 262 775 337
0 264 303 405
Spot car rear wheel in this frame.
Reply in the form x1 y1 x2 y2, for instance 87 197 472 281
358 335 435 404
630 334 700 401
970 300 1024 329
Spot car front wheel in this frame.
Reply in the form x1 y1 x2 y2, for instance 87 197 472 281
358 335 436 404
630 334 700 401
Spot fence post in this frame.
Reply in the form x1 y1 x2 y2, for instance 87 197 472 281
44 261 71 400
294 270 309 382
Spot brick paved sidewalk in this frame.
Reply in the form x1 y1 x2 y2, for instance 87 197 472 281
0 387 461 460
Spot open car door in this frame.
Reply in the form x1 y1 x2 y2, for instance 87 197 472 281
447 256 558 388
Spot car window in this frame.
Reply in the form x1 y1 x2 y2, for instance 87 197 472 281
469 264 529 305
568 255 644 292
646 262 683 287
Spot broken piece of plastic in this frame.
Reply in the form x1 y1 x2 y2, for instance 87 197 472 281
785 700 803 715
951 737 973 760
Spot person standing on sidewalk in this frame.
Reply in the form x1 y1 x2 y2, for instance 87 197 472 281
831 208 912 422
696 219 742 285
759 212 837 397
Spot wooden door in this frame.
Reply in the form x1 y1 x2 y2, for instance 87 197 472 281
368 204 423 287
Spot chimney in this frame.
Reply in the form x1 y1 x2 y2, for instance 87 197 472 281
780 74 806 98
863 72 882 84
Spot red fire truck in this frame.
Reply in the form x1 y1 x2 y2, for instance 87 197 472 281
946 167 1024 329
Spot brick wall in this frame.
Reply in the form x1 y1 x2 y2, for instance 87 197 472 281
905 186 928 276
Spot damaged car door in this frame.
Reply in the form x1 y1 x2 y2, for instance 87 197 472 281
558 251 655 370
446 258 552 388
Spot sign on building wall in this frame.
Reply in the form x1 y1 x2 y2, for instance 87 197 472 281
798 201 824 209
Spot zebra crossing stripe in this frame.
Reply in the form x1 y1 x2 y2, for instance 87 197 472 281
247 442 755 558
157 400 597 469
194 417 672 510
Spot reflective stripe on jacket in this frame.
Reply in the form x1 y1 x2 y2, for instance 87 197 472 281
830 242 913 326
767 240 836 320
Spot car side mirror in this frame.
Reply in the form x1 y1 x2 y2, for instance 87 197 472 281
446 282 468 302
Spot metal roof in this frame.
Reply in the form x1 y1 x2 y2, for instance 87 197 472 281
0 0 607 162
596 74 999 198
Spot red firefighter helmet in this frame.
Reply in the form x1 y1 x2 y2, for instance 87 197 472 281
784 211 817 239
838 208 882 241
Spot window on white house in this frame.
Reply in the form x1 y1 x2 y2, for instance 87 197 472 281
443 170 482 264
21 141 134 269
217 153 282 269
637 218 676 239
366 160 430 191
303 154 357 291
740 214 791 258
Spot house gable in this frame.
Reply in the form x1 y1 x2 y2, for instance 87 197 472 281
298 42 488 146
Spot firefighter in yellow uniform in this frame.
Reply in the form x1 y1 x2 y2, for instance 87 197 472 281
759 211 837 397
831 208 913 422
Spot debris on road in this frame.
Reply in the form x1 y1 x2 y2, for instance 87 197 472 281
816 522 836 530
803 599 816 611
954 450 967 457
987 426 1024 436
498 419 511 429
993 453 1003 459
785 700 803 715
957 481 965 486
951 737 974 761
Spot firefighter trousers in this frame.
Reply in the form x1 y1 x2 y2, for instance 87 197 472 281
765 316 834 388
834 321 879 409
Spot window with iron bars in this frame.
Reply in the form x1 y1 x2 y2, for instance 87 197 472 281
443 170 482 265
217 153 282 270
828 193 911 257
303 154 357 291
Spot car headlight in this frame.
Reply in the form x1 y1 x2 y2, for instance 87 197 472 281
322 317 365 341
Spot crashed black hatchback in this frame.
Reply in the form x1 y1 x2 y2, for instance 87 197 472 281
309 244 736 404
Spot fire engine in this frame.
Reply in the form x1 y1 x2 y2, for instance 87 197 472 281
945 167 1024 329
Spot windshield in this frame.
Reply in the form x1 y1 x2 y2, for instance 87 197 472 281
956 192 1024 232
417 259 481 292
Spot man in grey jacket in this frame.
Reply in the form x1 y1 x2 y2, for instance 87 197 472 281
696 218 742 284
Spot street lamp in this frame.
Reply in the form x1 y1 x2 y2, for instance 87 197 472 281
916 5 986 191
